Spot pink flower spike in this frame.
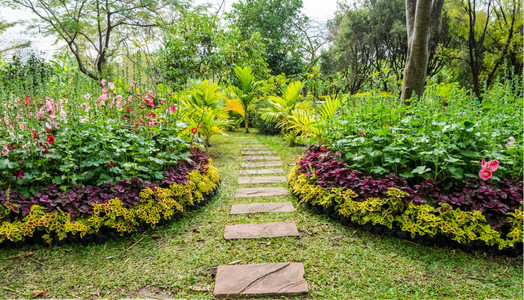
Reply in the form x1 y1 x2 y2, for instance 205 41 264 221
479 168 492 181
487 160 499 172
108 82 115 90
101 79 106 86
160 98 165 104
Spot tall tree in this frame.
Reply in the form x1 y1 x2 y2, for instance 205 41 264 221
228 0 307 76
400 0 444 101
2 0 179 80
445 0 522 99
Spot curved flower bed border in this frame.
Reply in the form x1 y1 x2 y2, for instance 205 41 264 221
288 147 523 256
0 152 220 248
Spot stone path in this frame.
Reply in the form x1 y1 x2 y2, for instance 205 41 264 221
213 137 308 298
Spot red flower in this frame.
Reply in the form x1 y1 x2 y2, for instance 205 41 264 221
18 170 25 178
147 112 155 118
32 132 38 138
358 131 365 136
191 128 197 134
170 105 176 113
127 106 133 112
25 95 31 106
199 124 203 129
47 135 55 144
109 161 114 168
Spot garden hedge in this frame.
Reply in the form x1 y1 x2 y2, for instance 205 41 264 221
288 147 523 256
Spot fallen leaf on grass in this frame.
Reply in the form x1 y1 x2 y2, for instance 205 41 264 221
31 290 46 298
19 251 34 259
188 286 210 292
151 234 161 239
228 260 241 265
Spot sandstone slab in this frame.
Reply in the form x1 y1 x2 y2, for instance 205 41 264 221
242 162 282 168
224 221 299 239
238 176 286 184
239 168 285 175
242 150 276 155
230 202 295 214
244 156 281 161
235 187 289 198
213 262 308 298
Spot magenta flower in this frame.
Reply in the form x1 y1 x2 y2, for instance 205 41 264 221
479 159 499 180
479 168 492 181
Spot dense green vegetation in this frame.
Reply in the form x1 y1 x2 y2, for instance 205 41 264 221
0 0 521 297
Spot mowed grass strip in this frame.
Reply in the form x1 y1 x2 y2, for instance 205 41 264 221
0 128 521 299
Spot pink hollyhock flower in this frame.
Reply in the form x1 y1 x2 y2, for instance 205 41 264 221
2 146 8 156
18 170 25 178
102 88 108 95
160 98 165 104
191 128 197 134
199 124 203 129
109 161 114 168
169 92 173 97
358 131 365 136
29 112 33 118
170 105 176 113
481 159 499 172
60 110 66 118
131 79 135 87
19 124 27 129
47 135 55 144
36 110 45 119
101 79 106 86
25 95 30 106
108 82 115 90
479 168 492 181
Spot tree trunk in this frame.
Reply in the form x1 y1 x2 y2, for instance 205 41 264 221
245 115 249 133
401 0 444 102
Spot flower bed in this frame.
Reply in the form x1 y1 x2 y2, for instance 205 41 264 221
0 148 220 247
0 80 222 247
288 146 523 255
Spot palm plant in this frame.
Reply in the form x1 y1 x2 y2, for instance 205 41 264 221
180 80 228 150
227 65 259 133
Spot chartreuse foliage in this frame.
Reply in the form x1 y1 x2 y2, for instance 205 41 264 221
288 165 523 250
0 161 219 245
227 65 259 133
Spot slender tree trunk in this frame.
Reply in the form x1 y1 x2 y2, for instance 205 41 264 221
245 115 249 133
401 0 444 102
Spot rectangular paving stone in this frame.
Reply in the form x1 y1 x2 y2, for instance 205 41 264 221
214 262 308 298
239 168 285 175
238 176 286 184
242 161 282 168
224 221 299 239
235 187 289 198
230 202 295 214
242 147 273 151
244 156 281 161
242 150 276 155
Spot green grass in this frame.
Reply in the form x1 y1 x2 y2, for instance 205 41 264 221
0 129 522 299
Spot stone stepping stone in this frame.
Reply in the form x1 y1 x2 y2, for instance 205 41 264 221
230 202 295 214
235 187 289 198
224 221 299 239
242 147 273 151
244 156 281 161
242 150 276 155
213 262 308 298
238 176 286 184
239 168 285 175
242 161 282 168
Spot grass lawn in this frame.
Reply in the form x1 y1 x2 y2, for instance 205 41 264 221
0 129 522 299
